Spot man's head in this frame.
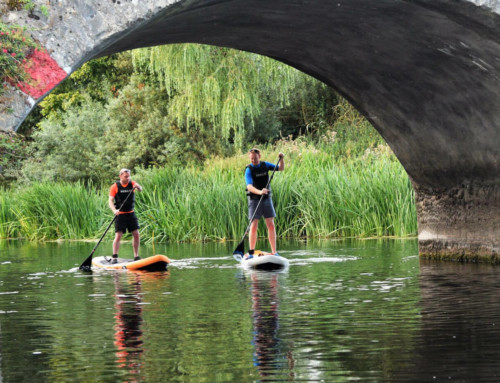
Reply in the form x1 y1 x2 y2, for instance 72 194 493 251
249 148 261 165
119 168 131 184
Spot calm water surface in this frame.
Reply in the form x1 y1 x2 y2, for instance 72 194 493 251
1 238 500 382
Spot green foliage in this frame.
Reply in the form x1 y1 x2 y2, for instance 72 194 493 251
133 44 299 148
0 189 18 238
9 43 391 242
132 43 375 153
36 52 133 122
0 33 412 244
105 74 175 169
37 91 87 121
20 96 110 183
273 75 340 138
20 74 211 183
13 44 383 183
39 5 49 17
278 149 417 238
21 0 34 13
0 130 28 185
0 22 38 94
0 182 105 240
322 98 385 158
1 146 417 241
69 52 134 101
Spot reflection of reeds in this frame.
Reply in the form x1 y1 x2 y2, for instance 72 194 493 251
0 150 416 241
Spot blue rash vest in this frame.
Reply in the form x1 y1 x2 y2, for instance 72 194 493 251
245 161 279 200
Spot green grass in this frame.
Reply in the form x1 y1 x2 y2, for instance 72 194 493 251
0 147 417 242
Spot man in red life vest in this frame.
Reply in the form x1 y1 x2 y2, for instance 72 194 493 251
108 168 143 263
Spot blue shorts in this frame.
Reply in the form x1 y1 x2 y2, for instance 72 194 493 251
248 197 276 220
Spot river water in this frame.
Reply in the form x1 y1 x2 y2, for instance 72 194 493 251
0 238 499 382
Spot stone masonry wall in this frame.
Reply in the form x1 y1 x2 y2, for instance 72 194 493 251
0 0 174 131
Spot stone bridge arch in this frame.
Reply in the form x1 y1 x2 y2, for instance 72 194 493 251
2 0 500 261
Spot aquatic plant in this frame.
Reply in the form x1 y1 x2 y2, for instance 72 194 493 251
0 148 417 242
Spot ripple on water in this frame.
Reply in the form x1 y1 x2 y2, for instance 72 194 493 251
3 239 500 382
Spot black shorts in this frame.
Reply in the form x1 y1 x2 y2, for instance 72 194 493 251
115 212 139 233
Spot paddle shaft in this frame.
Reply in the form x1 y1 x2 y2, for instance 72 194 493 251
79 188 136 270
239 156 282 243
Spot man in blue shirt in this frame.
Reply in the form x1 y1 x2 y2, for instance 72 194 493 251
245 148 285 257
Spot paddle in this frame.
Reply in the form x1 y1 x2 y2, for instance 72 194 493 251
79 188 136 271
233 155 282 261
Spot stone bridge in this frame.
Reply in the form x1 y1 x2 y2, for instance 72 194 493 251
2 0 500 262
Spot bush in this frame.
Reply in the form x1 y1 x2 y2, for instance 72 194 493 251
0 130 28 185
20 97 110 184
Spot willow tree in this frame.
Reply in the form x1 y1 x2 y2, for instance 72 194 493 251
132 44 302 149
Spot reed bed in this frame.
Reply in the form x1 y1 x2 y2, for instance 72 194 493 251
0 182 106 240
0 150 417 242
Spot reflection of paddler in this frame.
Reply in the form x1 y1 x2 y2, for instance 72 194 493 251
249 272 294 379
113 273 143 379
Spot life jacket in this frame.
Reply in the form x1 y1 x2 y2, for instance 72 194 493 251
246 162 271 200
114 181 135 212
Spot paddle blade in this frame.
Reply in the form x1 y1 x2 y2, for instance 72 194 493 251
233 240 245 261
79 254 93 271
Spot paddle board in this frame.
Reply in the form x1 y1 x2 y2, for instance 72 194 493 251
240 250 289 271
92 254 170 271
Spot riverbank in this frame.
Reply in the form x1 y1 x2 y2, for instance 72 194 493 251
0 145 417 242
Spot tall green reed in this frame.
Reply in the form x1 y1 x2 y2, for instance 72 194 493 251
0 148 417 242
0 182 106 240
0 190 20 238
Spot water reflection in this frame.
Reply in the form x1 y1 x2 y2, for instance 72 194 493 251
404 261 500 382
111 271 170 382
245 271 294 381
9 239 500 381
113 273 144 381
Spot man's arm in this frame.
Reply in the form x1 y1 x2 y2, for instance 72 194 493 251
247 184 268 195
109 196 119 215
278 152 285 171
132 181 143 192
246 167 268 195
